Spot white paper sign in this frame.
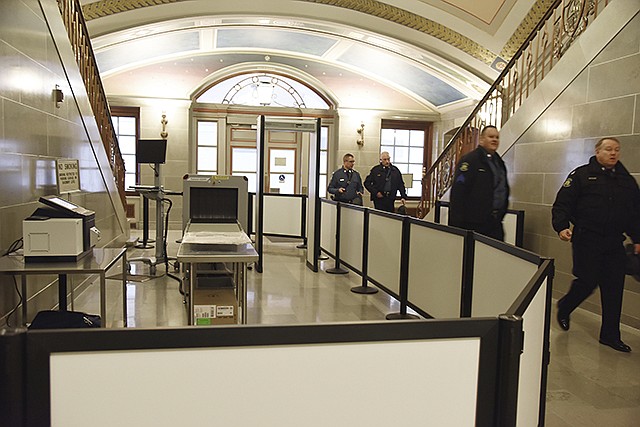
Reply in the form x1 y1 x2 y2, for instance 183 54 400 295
56 159 80 193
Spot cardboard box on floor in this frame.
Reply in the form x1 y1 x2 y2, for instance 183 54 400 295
194 288 238 325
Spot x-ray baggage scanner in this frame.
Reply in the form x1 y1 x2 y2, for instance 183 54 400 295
178 175 257 325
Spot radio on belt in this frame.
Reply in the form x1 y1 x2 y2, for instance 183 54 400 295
22 196 101 262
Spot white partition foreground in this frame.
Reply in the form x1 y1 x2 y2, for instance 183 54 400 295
516 278 548 427
437 205 520 247
367 213 403 295
49 339 480 426
263 195 303 236
472 241 538 317
320 202 336 255
407 224 465 318
339 207 364 271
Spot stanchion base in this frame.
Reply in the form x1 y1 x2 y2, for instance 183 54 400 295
135 243 154 249
326 267 348 274
296 244 307 249
351 286 378 295
385 313 420 320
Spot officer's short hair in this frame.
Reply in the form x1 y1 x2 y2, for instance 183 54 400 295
595 137 620 150
343 153 354 162
480 125 498 136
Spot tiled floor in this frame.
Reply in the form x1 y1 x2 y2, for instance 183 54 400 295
74 230 640 426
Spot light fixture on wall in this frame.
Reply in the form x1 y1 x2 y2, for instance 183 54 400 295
53 85 64 108
356 122 365 147
160 112 168 139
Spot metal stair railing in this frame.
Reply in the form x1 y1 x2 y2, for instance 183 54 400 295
56 0 127 209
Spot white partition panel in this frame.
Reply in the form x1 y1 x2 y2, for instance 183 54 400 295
367 214 403 295
339 208 363 271
516 279 547 427
263 195 303 235
50 339 480 426
472 242 538 316
408 225 465 318
320 201 336 255
503 212 518 246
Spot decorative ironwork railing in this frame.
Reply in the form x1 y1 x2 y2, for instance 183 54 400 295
56 0 127 208
417 0 610 218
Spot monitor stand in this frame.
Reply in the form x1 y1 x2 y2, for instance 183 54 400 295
128 163 178 275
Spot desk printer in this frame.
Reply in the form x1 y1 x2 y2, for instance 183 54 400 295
23 196 101 262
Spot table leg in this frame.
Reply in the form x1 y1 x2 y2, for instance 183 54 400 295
21 275 27 325
241 263 247 324
58 274 67 310
122 252 128 327
100 273 106 328
189 263 195 325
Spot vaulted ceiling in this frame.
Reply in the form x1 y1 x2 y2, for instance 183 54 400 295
80 0 553 113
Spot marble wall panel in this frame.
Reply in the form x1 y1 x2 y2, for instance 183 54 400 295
543 173 570 206
0 0 47 73
0 43 22 104
634 94 640 134
591 13 640 66
513 140 589 174
0 153 26 206
614 134 640 171
587 54 640 102
571 96 635 138
509 173 544 204
550 71 589 110
3 99 49 155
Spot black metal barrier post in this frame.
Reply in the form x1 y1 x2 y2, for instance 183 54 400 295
386 216 419 319
296 195 308 249
326 202 348 274
495 314 524 426
0 328 25 427
351 209 378 294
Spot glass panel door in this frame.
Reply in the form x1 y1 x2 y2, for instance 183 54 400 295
268 148 295 194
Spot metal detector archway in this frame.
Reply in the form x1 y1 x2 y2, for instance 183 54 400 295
256 116 321 273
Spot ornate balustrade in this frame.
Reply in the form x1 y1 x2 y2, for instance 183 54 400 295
418 0 610 218
56 0 127 208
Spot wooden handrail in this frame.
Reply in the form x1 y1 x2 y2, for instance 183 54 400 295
417 0 609 218
56 0 127 209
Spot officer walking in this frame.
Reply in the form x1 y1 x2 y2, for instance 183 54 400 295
552 137 640 352
327 153 364 205
364 151 407 213
449 125 509 240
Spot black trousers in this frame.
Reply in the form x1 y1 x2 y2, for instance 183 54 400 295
559 240 626 341
453 216 504 241
373 196 395 213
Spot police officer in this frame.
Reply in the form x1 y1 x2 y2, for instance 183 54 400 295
552 137 640 352
449 125 509 240
364 151 407 213
327 153 364 205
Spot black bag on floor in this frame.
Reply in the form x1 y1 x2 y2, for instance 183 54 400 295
29 310 101 329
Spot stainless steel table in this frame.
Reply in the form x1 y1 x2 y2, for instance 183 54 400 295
0 247 127 327
177 222 258 325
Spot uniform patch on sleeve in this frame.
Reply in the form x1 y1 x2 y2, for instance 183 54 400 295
563 178 572 187
459 162 469 172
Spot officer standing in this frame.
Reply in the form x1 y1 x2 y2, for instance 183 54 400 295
364 151 407 213
552 137 640 352
449 125 509 240
327 153 364 205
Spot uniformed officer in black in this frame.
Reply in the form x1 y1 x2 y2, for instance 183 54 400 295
449 125 509 240
364 151 407 213
327 153 364 205
552 137 640 353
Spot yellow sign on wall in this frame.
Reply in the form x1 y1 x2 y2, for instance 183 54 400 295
56 159 80 193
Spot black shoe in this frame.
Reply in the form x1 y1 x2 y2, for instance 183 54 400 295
599 339 632 353
557 311 570 331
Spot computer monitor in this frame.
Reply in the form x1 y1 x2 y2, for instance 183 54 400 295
136 139 167 164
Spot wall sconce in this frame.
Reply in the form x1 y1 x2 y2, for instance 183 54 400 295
53 85 64 108
160 113 168 139
356 122 365 147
